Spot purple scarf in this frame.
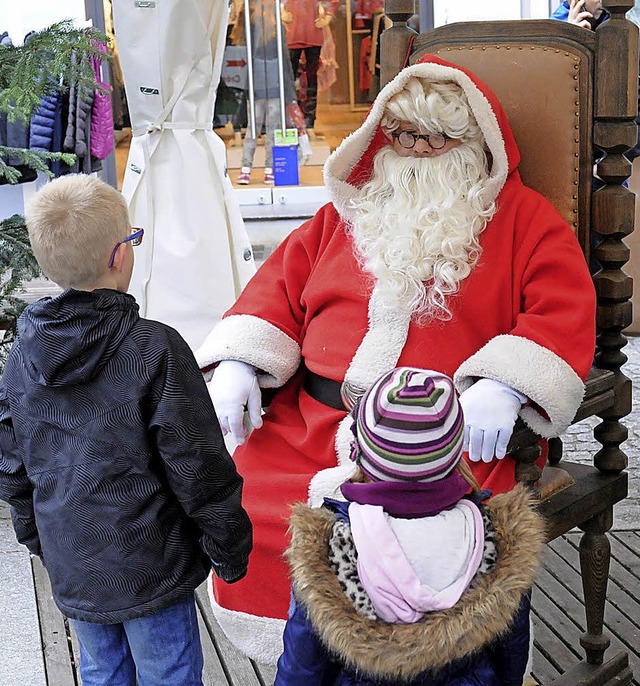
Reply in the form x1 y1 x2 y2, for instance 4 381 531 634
340 470 470 518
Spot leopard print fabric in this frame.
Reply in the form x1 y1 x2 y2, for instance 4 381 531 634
328 519 377 619
470 507 498 583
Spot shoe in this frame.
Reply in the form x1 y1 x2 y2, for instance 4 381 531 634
237 167 251 185
264 168 274 184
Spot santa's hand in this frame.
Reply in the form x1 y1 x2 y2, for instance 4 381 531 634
207 360 263 445
459 378 526 464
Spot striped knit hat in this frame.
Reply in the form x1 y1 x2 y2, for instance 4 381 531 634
351 367 464 482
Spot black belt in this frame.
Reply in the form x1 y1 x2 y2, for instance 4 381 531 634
303 370 346 411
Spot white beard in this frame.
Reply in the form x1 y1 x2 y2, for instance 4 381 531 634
348 142 496 322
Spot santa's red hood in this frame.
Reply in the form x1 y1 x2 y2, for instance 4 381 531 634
324 55 521 222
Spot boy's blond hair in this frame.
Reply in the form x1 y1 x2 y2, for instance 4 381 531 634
25 174 130 289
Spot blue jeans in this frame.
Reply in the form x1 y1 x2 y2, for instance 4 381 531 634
70 593 204 686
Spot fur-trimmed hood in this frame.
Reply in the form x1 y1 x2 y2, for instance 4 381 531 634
323 55 520 224
286 485 545 682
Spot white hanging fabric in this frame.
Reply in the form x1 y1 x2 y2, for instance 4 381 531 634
112 0 255 351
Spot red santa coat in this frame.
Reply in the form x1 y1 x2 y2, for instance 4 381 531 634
197 56 596 663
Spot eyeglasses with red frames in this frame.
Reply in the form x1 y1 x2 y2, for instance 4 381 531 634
108 227 144 268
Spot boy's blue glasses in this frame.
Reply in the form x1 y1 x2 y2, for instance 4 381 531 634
108 227 144 268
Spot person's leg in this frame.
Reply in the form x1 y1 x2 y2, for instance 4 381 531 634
124 593 204 686
289 48 302 85
239 99 267 182
264 98 281 182
302 46 322 129
70 619 136 686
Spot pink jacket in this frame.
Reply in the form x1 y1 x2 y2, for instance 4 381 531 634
90 42 115 160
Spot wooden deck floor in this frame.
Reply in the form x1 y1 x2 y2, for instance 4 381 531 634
33 531 639 686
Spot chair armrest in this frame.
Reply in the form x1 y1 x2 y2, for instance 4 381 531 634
507 367 616 487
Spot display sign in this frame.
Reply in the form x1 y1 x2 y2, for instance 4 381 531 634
221 45 248 90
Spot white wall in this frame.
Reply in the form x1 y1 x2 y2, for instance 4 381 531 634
434 0 521 24
433 0 562 23
0 0 87 45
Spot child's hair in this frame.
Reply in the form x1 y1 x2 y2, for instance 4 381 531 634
455 458 481 495
25 174 130 289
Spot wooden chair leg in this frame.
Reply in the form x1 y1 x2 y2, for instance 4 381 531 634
578 507 613 665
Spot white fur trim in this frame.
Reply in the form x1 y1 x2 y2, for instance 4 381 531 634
308 463 357 508
453 334 585 438
206 576 285 665
305 286 413 507
324 62 509 223
308 289 412 507
343 286 413 392
195 314 301 388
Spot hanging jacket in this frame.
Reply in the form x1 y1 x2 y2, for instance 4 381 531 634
0 112 35 184
90 41 115 159
63 52 94 173
29 91 62 152
0 289 252 623
275 486 545 686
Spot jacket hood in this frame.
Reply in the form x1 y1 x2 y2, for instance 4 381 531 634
350 500 485 623
286 485 545 682
18 289 139 386
323 55 520 223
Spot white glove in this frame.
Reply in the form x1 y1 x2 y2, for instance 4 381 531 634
207 360 263 445
458 378 527 464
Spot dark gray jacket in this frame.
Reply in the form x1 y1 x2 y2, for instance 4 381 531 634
0 289 252 623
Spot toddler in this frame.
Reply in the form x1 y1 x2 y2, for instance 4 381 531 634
276 366 544 686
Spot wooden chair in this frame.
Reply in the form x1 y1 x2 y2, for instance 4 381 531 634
380 2 637 684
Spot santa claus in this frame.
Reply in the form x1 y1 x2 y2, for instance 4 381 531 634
197 56 596 663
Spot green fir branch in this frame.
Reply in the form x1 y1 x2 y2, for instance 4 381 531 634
0 156 21 184
0 20 110 126
0 145 76 183
0 213 41 288
0 214 43 369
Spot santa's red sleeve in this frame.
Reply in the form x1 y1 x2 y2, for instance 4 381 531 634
196 203 338 388
454 188 596 439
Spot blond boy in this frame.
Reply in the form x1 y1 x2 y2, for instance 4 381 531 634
0 175 252 686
